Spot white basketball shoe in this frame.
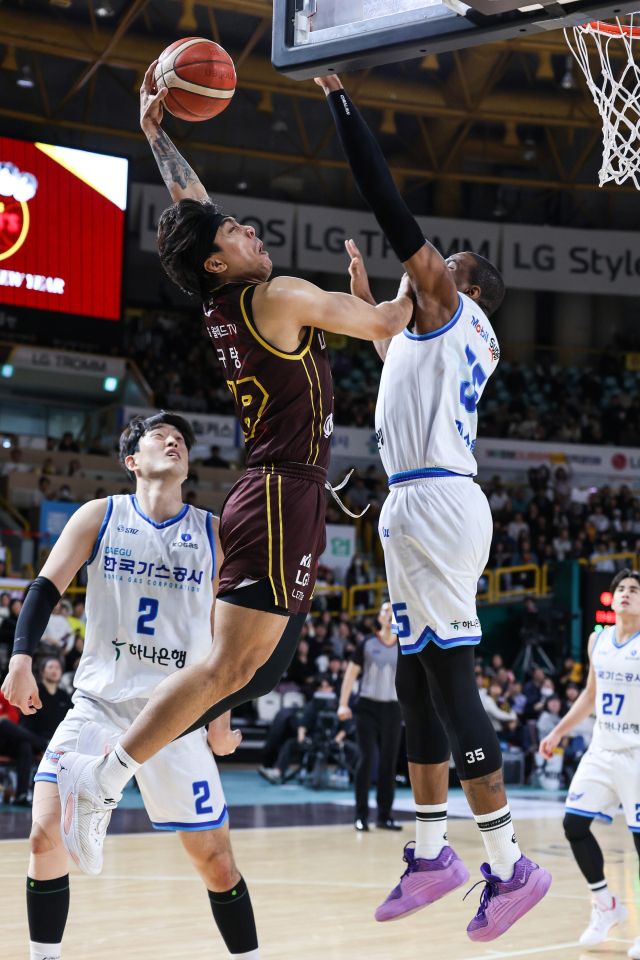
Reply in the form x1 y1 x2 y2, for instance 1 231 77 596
579 896 628 946
628 935 640 959
57 751 120 876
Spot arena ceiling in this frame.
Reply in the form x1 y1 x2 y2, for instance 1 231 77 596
0 0 637 229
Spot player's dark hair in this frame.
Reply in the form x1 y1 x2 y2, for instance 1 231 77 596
611 567 640 591
157 198 225 300
119 411 195 481
466 252 505 317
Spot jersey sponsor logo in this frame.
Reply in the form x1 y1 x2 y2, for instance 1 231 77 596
375 427 384 449
300 554 312 568
455 419 476 452
103 555 204 587
382 526 390 538
112 639 125 660
323 413 334 438
181 533 192 542
470 316 490 344
568 791 584 801
318 330 326 350
206 322 238 340
171 540 199 549
126 643 186 669
451 618 480 631
44 747 65 765
489 337 500 363
117 525 138 534
106 546 132 556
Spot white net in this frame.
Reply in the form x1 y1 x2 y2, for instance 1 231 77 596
566 15 640 188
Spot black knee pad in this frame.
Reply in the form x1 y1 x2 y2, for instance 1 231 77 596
564 811 593 843
395 650 450 765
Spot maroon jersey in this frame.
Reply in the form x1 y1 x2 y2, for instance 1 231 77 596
204 282 334 470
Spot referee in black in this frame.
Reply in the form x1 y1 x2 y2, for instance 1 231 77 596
339 601 403 832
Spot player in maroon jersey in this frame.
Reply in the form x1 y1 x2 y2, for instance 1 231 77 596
33 64 413 875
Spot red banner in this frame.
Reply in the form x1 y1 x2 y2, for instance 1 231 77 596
0 137 126 321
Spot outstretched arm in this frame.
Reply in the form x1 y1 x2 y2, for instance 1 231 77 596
140 62 208 203
345 239 414 360
315 75 458 327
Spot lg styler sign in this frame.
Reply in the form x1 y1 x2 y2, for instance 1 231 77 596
0 137 127 320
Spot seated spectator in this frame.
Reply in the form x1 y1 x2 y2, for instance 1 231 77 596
0 691 48 806
522 667 547 718
58 432 80 453
87 438 108 456
552 527 573 561
57 484 75 502
0 598 22 660
40 457 58 476
536 694 562 741
590 541 615 572
36 601 74 665
67 459 84 478
0 591 10 620
507 512 529 545
346 477 370 513
203 445 230 469
286 638 316 696
479 678 518 731
2 448 31 475
488 477 510 514
33 476 53 506
93 487 107 500
72 598 86 625
588 504 610 534
185 490 198 506
510 486 530 514
20 657 72 742
507 680 527 716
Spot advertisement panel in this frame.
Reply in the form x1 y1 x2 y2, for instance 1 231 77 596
475 437 640 482
0 137 127 320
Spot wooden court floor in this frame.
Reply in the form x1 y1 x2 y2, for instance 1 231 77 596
1 814 639 960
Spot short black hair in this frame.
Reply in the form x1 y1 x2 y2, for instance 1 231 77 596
611 567 640 591
466 252 505 317
119 412 195 482
157 198 224 300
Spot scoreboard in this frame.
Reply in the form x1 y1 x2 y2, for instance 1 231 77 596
582 570 617 646
0 137 127 322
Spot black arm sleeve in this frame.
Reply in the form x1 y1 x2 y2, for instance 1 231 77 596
326 89 425 265
12 576 61 657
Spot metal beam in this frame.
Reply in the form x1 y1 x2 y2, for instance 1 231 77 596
0 102 636 193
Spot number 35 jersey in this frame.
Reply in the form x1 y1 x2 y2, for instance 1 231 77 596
375 293 500 479
73 495 215 703
203 282 334 470
591 625 640 751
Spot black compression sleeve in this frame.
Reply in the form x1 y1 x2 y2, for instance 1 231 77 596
12 576 61 657
326 89 425 264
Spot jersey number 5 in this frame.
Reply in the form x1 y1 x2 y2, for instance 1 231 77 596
137 597 159 635
460 344 487 414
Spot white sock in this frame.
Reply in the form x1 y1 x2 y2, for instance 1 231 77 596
30 941 61 960
474 803 521 881
230 951 261 960
414 803 448 860
589 880 614 909
94 742 140 797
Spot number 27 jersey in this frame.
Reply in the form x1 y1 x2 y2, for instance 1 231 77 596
591 625 640 751
73 495 215 702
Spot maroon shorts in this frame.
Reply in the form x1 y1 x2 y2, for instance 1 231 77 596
218 462 327 615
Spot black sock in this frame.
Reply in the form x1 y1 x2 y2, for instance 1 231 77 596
568 833 605 885
26 875 70 945
208 876 258 956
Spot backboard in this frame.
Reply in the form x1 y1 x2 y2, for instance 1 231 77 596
271 0 640 78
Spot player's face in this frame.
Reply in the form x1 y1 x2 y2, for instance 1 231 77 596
129 425 189 483
207 218 272 283
378 601 393 629
611 577 640 616
445 252 479 299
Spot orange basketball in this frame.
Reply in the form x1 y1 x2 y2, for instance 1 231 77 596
154 38 236 122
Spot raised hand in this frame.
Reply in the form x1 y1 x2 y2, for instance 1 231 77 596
1 654 42 715
314 75 344 95
140 60 168 131
345 238 376 306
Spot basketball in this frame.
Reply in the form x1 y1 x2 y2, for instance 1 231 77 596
154 38 236 122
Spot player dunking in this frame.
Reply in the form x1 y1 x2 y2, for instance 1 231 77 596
540 569 640 959
9 63 412 874
315 74 551 941
1 413 262 960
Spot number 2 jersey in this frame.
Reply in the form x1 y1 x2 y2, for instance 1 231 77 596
203 282 334 470
73 495 215 702
591 624 640 751
375 293 500 480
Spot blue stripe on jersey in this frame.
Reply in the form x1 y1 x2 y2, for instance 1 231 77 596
131 495 189 529
87 496 113 565
34 772 58 782
151 807 229 832
400 623 481 654
565 806 613 823
206 512 216 578
612 626 640 648
403 294 463 341
389 467 471 485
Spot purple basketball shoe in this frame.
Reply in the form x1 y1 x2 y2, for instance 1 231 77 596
375 843 470 922
466 856 552 942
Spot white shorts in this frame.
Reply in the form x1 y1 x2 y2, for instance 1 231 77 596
35 691 228 832
566 744 640 833
379 476 492 654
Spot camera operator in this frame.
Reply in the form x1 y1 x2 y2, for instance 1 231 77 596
258 675 358 784
338 601 403 833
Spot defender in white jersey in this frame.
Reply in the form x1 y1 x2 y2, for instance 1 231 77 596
317 70 550 944
1 413 261 960
540 570 640 959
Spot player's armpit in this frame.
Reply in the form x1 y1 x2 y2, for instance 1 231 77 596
39 499 110 595
254 275 412 346
404 242 460 325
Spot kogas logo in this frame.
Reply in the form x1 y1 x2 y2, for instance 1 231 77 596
181 533 192 542
0 162 37 263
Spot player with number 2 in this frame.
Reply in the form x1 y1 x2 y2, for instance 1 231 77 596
1 412 262 960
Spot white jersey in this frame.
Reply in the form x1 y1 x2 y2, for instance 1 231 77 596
74 494 215 702
591 624 640 751
375 293 500 481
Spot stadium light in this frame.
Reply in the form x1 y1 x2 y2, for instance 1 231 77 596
103 376 118 392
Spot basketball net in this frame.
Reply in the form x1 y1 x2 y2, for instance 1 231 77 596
565 15 640 188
